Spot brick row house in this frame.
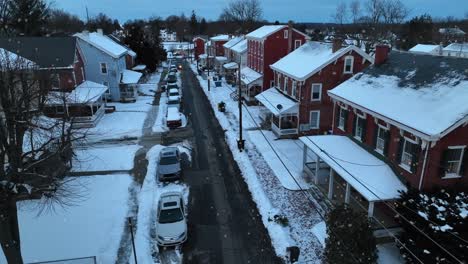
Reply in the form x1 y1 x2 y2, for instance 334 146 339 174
299 46 468 225
193 36 208 60
241 24 308 103
256 40 373 137
221 36 246 83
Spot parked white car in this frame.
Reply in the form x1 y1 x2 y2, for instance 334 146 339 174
156 192 187 246
166 106 182 128
167 95 181 111
168 88 180 97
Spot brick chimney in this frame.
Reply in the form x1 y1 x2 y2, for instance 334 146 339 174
375 44 390 66
332 38 343 53
288 20 293 53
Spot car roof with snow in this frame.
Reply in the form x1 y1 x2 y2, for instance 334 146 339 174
169 88 179 93
159 192 182 209
167 107 181 120
168 95 180 101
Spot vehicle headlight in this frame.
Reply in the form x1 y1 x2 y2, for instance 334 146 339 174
157 235 165 240
177 232 186 239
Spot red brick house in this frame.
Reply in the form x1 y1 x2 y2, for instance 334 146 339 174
0 37 85 91
209 35 230 57
193 36 207 60
241 24 308 102
327 46 468 192
256 41 373 137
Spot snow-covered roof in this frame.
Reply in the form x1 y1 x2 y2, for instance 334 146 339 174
409 44 441 54
247 25 286 39
300 135 407 201
439 28 466 35
240 67 262 85
328 51 468 139
127 49 137 57
121 70 142 84
74 32 128 58
168 95 180 101
0 48 36 69
48 81 108 104
223 36 244 49
223 62 238 70
231 39 248 54
256 88 298 116
210 35 230 41
271 41 373 81
132 64 146 71
443 43 468 53
166 107 181 121
215 56 227 62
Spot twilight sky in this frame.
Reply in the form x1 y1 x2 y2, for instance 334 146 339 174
49 0 467 23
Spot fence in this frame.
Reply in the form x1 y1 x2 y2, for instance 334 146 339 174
27 256 96 264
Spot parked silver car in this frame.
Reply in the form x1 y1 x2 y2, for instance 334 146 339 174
157 147 181 181
156 192 187 246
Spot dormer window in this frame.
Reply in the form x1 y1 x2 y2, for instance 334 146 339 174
344 56 354 74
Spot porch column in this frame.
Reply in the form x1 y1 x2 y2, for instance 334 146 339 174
328 169 334 200
90 104 94 115
368 201 375 218
314 155 320 185
302 145 308 170
345 183 351 204
279 115 282 130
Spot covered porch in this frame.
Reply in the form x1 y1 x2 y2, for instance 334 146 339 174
255 88 299 138
197 54 214 71
120 70 143 102
223 62 238 84
240 67 263 103
214 56 228 76
300 135 407 231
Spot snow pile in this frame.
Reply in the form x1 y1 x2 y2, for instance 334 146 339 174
311 221 327 247
0 174 133 263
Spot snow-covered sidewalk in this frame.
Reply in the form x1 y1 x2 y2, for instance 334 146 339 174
188 62 323 262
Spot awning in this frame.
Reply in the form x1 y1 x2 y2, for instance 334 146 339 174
121 70 143 84
47 81 108 105
299 135 407 202
255 88 298 116
223 62 238 70
132 64 146 71
240 67 262 85
199 54 208 59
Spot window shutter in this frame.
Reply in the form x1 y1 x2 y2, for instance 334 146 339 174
459 149 467 176
361 119 367 143
383 130 391 156
439 149 449 177
410 143 420 173
396 136 404 163
343 110 349 131
352 115 357 136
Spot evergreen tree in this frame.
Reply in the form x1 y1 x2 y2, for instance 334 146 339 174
8 0 49 36
190 10 198 37
199 18 207 34
325 204 378 264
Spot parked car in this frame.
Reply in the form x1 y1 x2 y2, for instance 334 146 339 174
168 95 181 110
168 88 180 97
166 106 182 129
156 192 187 246
167 83 179 90
157 147 181 181
167 74 177 84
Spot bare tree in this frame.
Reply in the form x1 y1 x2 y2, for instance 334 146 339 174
366 0 384 24
349 0 361 24
381 0 409 24
219 0 262 33
0 49 86 263
333 2 348 25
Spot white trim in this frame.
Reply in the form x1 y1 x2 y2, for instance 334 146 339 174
311 83 322 101
448 145 467 149
284 30 289 39
294 39 302 49
354 115 364 141
353 108 367 118
343 55 354 74
310 110 320 129
399 163 413 173
441 174 462 179
375 126 386 154
403 136 417 144
444 145 466 177
378 123 390 130
283 76 288 92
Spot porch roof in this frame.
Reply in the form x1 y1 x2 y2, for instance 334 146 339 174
121 70 143 84
255 88 298 116
47 81 108 105
299 135 407 202
223 62 238 70
215 56 227 62
240 67 262 85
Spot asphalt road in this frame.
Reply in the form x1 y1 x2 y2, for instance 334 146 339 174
180 62 282 264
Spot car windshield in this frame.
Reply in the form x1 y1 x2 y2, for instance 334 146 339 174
159 208 183 224
160 156 178 165
168 100 178 104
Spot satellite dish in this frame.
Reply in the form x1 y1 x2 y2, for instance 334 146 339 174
277 104 283 110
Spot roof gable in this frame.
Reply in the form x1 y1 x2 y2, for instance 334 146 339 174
74 32 127 58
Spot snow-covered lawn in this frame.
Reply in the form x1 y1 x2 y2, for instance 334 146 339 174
247 130 311 190
132 144 190 264
188 62 322 262
0 174 133 263
72 144 141 172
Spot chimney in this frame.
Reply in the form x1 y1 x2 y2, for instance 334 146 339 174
332 38 343 53
97 28 103 35
375 44 390 66
288 20 293 53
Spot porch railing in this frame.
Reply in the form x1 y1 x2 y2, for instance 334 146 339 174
271 122 298 137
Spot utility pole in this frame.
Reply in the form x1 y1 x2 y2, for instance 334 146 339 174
128 218 137 264
207 47 211 91
237 57 245 152
85 6 90 25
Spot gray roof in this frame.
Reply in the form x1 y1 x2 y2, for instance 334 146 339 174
0 37 77 69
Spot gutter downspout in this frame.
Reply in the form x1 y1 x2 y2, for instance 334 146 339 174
418 143 430 190
331 99 336 134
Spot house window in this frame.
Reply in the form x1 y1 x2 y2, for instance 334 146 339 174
311 83 322 101
375 126 388 154
56 106 65 114
442 146 466 177
400 138 418 172
284 30 289 39
283 77 288 92
277 74 281 87
292 81 297 97
338 107 347 130
270 80 275 87
354 116 366 141
310 111 320 129
344 56 354 74
294 39 302 49
100 63 108 74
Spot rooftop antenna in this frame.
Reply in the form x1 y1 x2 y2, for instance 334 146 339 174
86 6 90 24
